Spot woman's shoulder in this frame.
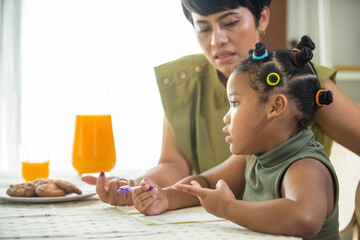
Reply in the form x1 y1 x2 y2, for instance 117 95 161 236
312 63 338 85
154 54 211 79
155 54 209 69
154 54 214 88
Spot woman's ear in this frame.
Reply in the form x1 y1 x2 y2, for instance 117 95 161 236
267 94 287 120
258 7 270 33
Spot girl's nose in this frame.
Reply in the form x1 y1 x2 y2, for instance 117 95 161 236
223 112 230 124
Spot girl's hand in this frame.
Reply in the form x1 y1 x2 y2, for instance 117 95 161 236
83 172 136 206
173 179 235 218
132 178 169 216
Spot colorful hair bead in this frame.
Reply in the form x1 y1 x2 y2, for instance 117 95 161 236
253 50 268 60
291 47 313 69
266 73 280 86
252 42 268 60
292 51 300 68
315 89 325 107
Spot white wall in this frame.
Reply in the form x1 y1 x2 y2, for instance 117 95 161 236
287 0 360 103
328 0 360 66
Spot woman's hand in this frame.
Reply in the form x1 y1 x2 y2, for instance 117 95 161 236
173 179 235 219
82 172 136 206
132 178 169 216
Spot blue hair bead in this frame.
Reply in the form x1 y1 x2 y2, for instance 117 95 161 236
253 50 268 60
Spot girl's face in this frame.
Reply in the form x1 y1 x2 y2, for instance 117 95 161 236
191 7 262 78
223 72 269 155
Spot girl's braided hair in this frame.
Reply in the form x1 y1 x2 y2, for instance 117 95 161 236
234 35 333 130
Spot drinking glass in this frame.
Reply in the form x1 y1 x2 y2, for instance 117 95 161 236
20 144 50 182
72 114 116 174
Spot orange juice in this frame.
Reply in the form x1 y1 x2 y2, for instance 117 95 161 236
72 115 116 174
22 161 49 182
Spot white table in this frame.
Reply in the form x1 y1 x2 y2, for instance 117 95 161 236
0 171 300 240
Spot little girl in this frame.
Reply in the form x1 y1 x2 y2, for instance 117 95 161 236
132 36 339 239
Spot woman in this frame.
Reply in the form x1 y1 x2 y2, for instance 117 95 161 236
83 0 360 206
133 39 340 239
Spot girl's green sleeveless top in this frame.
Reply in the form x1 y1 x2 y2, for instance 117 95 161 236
244 127 339 239
155 54 337 174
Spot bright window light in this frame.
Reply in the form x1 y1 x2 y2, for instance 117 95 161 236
20 0 202 172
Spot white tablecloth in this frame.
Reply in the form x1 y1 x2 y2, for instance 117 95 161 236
0 171 300 240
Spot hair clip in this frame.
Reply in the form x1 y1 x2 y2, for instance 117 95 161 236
315 89 325 107
252 42 268 60
266 72 280 86
292 51 301 68
253 50 268 60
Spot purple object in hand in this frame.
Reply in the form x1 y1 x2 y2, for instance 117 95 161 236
117 185 154 194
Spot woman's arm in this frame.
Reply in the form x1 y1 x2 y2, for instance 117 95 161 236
317 80 360 156
83 116 192 206
134 116 193 187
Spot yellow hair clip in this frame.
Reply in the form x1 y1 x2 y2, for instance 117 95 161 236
266 73 280 86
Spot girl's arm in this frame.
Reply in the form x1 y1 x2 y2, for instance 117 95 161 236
317 80 360 156
176 158 335 239
132 154 249 215
167 153 249 210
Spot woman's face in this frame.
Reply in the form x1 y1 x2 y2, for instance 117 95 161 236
191 7 261 78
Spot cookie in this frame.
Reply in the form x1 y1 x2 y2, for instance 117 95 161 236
32 178 55 188
6 183 36 197
7 178 82 198
35 183 66 197
55 180 82 195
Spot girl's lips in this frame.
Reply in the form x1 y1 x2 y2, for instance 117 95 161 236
223 127 231 143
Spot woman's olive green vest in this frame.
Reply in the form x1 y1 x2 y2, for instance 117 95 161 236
155 54 337 174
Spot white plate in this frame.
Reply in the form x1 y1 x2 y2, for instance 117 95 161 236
0 190 97 203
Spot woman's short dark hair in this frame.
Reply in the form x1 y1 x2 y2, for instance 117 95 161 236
181 0 272 27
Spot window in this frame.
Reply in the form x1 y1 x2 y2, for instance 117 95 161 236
18 0 202 172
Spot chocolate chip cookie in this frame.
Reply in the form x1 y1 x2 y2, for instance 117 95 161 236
6 183 36 197
55 180 82 195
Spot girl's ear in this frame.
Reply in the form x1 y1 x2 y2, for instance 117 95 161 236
267 94 287 120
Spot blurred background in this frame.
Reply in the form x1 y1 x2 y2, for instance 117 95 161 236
1 0 359 173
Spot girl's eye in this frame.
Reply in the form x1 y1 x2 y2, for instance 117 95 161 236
230 101 238 107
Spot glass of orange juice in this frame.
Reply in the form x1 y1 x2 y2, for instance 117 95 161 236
20 144 50 182
72 114 116 174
